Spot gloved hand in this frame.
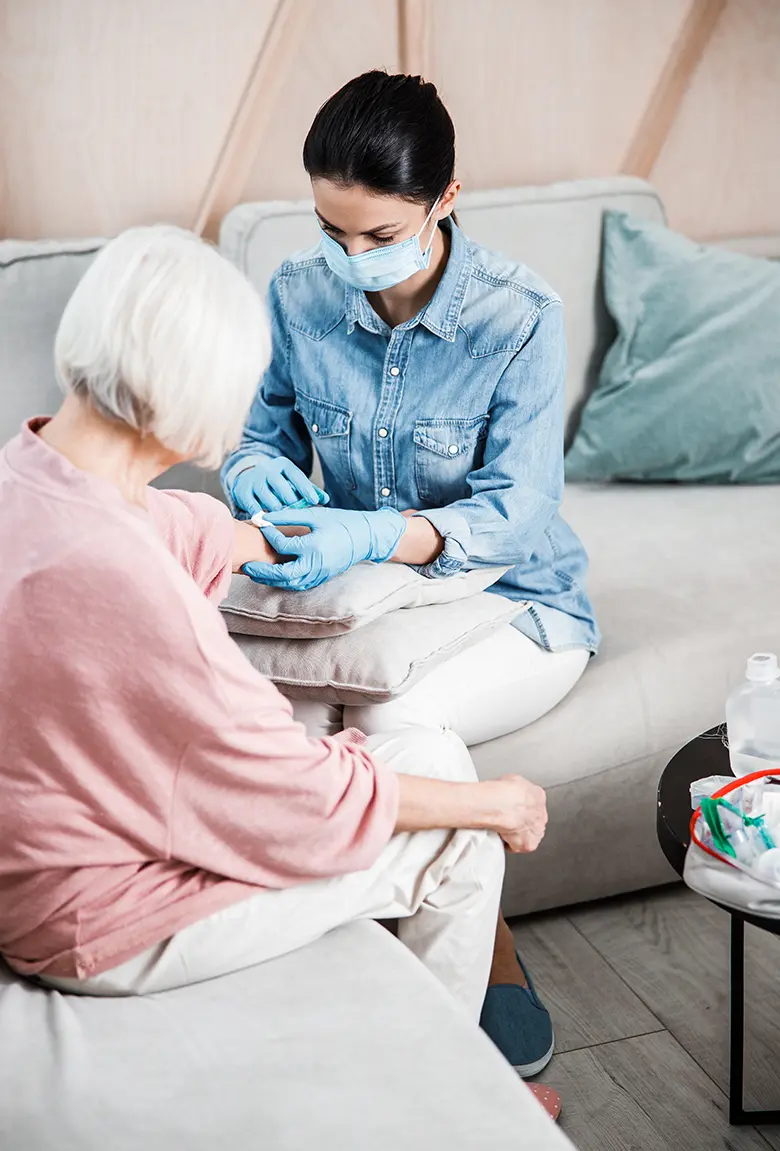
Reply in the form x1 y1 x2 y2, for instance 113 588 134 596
229 456 329 516
244 506 406 591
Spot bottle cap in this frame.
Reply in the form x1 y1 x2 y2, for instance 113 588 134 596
746 653 779 683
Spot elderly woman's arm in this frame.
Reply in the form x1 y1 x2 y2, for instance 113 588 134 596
146 487 309 589
232 519 281 572
167 618 546 879
231 518 309 573
143 490 545 868
396 773 546 853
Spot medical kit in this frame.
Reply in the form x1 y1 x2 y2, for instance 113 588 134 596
685 653 780 917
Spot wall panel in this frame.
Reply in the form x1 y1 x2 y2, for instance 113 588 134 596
0 0 777 242
0 0 277 237
431 0 690 191
651 0 780 237
241 0 398 203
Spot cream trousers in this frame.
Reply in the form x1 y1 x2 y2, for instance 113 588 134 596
41 729 505 1020
292 624 590 745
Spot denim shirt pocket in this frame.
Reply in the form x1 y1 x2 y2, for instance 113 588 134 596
294 390 357 490
413 415 490 505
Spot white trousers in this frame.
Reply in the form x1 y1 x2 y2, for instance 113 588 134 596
41 729 505 1020
292 625 590 746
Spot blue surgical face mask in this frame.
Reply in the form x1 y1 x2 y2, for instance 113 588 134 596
318 197 442 292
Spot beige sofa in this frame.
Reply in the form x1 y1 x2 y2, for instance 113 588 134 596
2 175 776 1149
0 187 591 1151
220 176 780 917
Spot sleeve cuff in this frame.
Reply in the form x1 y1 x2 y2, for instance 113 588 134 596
411 508 471 579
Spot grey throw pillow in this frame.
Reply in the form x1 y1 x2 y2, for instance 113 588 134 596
233 593 525 704
220 563 510 639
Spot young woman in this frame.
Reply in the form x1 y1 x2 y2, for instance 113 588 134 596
221 71 599 1085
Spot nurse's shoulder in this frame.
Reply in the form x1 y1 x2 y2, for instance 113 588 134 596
461 233 562 356
268 244 346 339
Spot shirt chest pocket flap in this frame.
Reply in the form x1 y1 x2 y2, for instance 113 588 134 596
413 415 489 505
294 391 356 489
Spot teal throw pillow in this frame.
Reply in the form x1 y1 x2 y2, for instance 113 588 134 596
565 211 780 483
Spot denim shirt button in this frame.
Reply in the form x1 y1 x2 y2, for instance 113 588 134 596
448 444 459 455
381 487 391 497
389 366 400 377
311 423 319 434
378 428 388 438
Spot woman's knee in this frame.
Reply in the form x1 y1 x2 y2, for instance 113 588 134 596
344 689 447 738
365 726 478 784
481 826 507 888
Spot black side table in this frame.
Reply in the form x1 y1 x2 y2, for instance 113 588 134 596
657 728 780 1126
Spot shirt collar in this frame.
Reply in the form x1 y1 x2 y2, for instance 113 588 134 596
345 284 385 336
344 217 472 342
418 218 472 342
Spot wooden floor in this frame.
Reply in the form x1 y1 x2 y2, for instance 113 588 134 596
510 885 780 1151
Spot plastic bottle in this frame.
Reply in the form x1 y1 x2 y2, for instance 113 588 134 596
726 653 780 777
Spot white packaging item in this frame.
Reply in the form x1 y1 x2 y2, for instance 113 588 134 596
689 775 736 807
725 653 780 777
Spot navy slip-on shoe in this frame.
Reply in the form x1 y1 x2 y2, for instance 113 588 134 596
479 952 555 1078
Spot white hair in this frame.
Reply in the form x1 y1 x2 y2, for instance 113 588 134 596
54 225 270 469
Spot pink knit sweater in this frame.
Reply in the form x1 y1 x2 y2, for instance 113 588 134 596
0 421 398 979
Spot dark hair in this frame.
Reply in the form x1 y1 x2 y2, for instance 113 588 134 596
303 71 455 210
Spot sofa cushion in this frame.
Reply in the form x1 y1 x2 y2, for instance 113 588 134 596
0 238 102 448
0 237 220 496
565 212 780 483
476 482 780 915
0 921 571 1151
234 593 523 704
221 563 509 638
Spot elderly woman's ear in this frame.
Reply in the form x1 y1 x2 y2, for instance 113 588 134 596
53 225 271 473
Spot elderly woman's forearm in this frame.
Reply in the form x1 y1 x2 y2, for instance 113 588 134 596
395 774 506 833
395 773 547 854
390 513 443 565
232 521 279 572
231 521 309 573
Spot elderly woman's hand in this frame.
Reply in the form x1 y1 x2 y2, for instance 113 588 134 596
395 772 548 854
487 775 548 853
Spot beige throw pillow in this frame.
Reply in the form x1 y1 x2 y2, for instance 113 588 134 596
233 593 525 705
220 563 510 639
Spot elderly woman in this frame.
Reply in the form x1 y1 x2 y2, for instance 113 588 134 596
0 227 552 1078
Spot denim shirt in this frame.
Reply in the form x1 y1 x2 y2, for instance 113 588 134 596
222 220 600 653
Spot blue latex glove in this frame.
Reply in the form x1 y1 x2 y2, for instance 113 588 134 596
244 506 406 591
229 456 329 516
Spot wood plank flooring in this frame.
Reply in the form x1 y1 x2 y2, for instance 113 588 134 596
510 885 780 1150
